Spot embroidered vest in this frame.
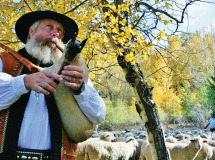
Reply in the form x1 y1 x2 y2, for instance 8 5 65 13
0 49 77 160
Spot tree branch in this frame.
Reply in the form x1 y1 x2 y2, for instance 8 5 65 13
23 0 33 12
64 0 89 15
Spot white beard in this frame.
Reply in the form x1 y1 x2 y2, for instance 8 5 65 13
25 36 64 64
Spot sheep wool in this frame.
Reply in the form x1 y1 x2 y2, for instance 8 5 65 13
166 137 203 160
85 136 139 160
76 132 116 160
195 141 213 160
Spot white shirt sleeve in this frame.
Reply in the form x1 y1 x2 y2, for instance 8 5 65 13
0 58 29 110
74 78 106 125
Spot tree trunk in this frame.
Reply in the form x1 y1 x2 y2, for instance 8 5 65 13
100 0 171 158
118 56 171 160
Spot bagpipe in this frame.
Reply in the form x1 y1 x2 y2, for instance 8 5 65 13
0 37 94 143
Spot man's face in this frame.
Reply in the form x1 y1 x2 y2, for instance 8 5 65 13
29 19 64 49
25 19 65 64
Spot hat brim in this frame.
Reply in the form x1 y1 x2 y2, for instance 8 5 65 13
15 11 78 44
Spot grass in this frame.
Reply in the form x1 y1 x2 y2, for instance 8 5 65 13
103 99 141 125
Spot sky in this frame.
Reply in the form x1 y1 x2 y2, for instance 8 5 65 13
178 1 215 33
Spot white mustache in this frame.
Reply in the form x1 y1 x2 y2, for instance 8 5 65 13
51 38 59 43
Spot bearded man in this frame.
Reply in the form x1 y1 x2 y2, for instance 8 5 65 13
0 11 106 160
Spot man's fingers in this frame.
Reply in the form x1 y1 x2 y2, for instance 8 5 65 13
63 65 83 72
64 81 81 90
44 71 63 82
40 82 56 93
24 71 63 94
36 85 50 95
61 70 83 79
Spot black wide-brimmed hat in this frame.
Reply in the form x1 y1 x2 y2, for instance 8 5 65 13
211 111 215 115
15 10 78 44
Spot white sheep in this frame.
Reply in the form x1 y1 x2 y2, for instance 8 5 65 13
165 136 178 143
112 137 125 142
195 142 213 160
134 139 146 160
84 136 139 160
141 137 203 160
140 141 152 160
175 133 187 141
205 139 215 147
138 133 147 140
166 137 203 160
200 133 210 139
140 140 170 160
209 146 215 160
76 132 116 160
125 132 135 138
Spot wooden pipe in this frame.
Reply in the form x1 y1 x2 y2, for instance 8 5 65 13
0 42 65 74
55 43 64 53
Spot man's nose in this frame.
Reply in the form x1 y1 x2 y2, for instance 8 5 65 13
51 29 60 38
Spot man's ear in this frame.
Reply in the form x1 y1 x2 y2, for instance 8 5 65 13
29 28 34 38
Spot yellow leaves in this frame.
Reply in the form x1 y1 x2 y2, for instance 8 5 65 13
140 50 148 59
40 1 47 9
112 26 119 34
125 52 137 65
89 72 95 81
125 52 133 62
161 30 167 37
158 14 172 26
119 48 124 53
110 14 118 26
167 35 181 50
110 4 117 12
104 12 110 19
165 2 172 9
98 38 104 44
121 19 127 25
91 8 100 16
1 26 7 32
129 97 136 110
158 14 164 20
156 30 167 41
118 3 129 13
126 33 133 39
124 25 138 40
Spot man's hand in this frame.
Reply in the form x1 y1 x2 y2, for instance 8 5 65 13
24 71 63 95
61 65 84 90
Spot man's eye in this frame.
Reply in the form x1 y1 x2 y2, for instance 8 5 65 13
46 25 53 29
58 28 63 32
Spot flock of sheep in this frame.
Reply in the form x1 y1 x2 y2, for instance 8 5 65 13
76 128 215 160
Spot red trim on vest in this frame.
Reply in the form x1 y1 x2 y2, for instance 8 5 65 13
0 109 9 154
0 58 21 154
61 130 77 159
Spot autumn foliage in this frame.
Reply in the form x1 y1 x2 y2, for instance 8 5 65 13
1 0 215 124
